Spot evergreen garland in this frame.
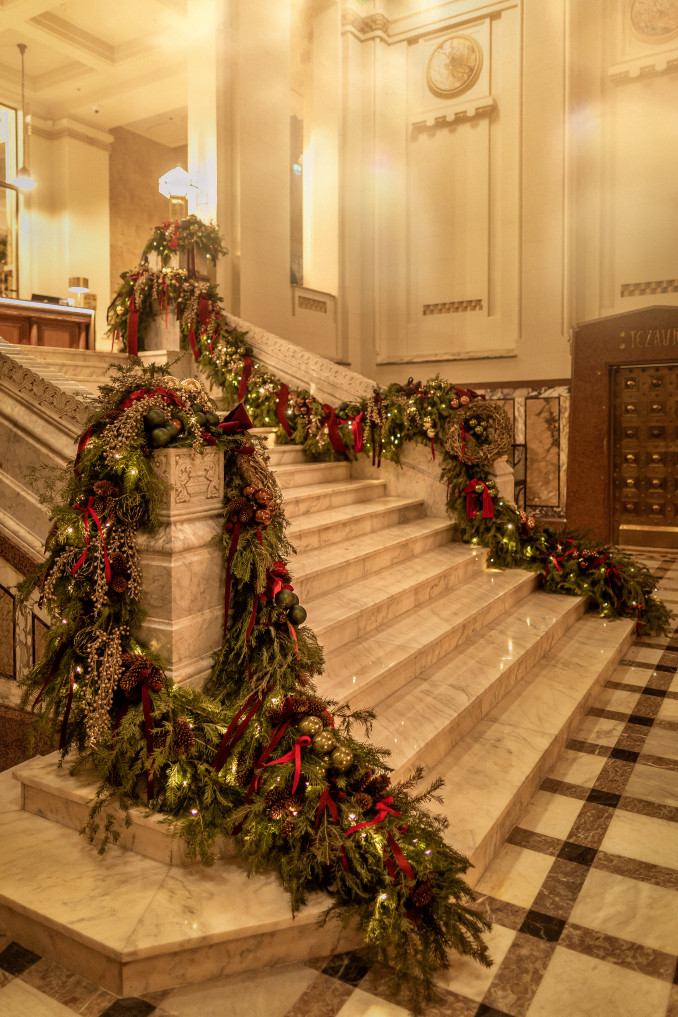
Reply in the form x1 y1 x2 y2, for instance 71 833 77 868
18 359 491 1013
104 216 671 635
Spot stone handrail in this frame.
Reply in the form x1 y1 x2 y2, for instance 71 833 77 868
227 314 377 405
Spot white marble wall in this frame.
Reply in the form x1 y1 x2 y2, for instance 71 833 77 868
137 447 225 687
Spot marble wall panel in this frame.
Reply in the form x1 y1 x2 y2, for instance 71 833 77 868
0 585 14 679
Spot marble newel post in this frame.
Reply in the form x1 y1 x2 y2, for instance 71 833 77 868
136 446 225 688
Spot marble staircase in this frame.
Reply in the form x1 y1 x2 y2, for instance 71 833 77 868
2 383 637 998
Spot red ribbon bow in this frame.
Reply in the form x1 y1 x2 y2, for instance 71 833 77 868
345 796 401 836
71 497 112 583
217 402 253 436
238 355 253 401
119 386 182 410
463 480 494 520
351 412 364 454
263 734 311 794
276 383 293 436
315 786 350 871
127 294 139 357
322 404 350 456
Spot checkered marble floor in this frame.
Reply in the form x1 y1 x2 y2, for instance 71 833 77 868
1 549 677 1017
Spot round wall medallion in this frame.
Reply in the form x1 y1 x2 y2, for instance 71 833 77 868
426 35 482 98
630 0 678 39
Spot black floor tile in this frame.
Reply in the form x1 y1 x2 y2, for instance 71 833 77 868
0 942 41 976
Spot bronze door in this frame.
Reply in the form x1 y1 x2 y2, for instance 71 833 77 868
612 363 678 547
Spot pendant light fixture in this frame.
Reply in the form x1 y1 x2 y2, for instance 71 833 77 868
13 43 36 191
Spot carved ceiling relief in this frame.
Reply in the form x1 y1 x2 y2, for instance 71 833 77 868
610 0 678 80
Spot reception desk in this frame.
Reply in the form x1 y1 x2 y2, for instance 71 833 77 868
0 297 94 350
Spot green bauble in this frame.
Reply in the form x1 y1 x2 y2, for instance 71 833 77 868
312 730 336 754
330 747 354 773
275 589 297 610
298 715 323 736
288 604 307 626
144 408 165 429
205 412 220 427
194 411 207 427
150 427 171 448
165 422 180 440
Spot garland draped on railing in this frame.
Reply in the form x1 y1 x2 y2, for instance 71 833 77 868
17 359 491 1014
105 216 669 635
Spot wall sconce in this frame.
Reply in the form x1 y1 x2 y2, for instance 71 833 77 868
13 44 35 191
158 165 193 219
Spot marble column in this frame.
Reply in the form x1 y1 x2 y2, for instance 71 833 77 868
136 447 225 688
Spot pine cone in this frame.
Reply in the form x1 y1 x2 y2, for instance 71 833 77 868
285 795 304 816
305 699 329 721
93 480 118 498
281 817 295 837
267 708 284 727
119 654 163 698
296 670 311 688
108 551 129 575
411 881 433 908
290 696 310 716
366 774 390 798
226 496 249 518
271 802 288 820
234 753 251 787
110 574 128 593
238 506 254 524
353 792 373 811
265 786 290 807
173 716 195 754
357 769 374 791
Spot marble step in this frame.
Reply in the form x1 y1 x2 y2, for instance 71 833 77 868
15 753 235 867
0 771 361 997
432 612 636 886
310 543 486 653
370 589 588 780
273 460 351 491
290 516 454 602
267 443 307 466
281 477 387 519
316 567 539 710
287 495 426 554
22 348 129 394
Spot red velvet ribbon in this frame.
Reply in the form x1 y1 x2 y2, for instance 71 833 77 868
188 324 200 362
460 425 470 463
198 291 211 326
73 426 93 477
58 671 75 750
262 561 292 604
163 278 169 328
244 720 291 804
351 412 364 454
276 383 293 436
141 683 155 799
212 688 269 772
223 522 240 638
322 404 349 456
217 402 254 436
127 294 139 356
463 480 494 520
238 356 253 401
263 734 311 794
545 554 562 575
384 832 415 883
345 796 401 836
605 565 622 604
169 220 179 250
120 386 182 410
71 497 112 582
315 786 350 871
455 386 485 402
